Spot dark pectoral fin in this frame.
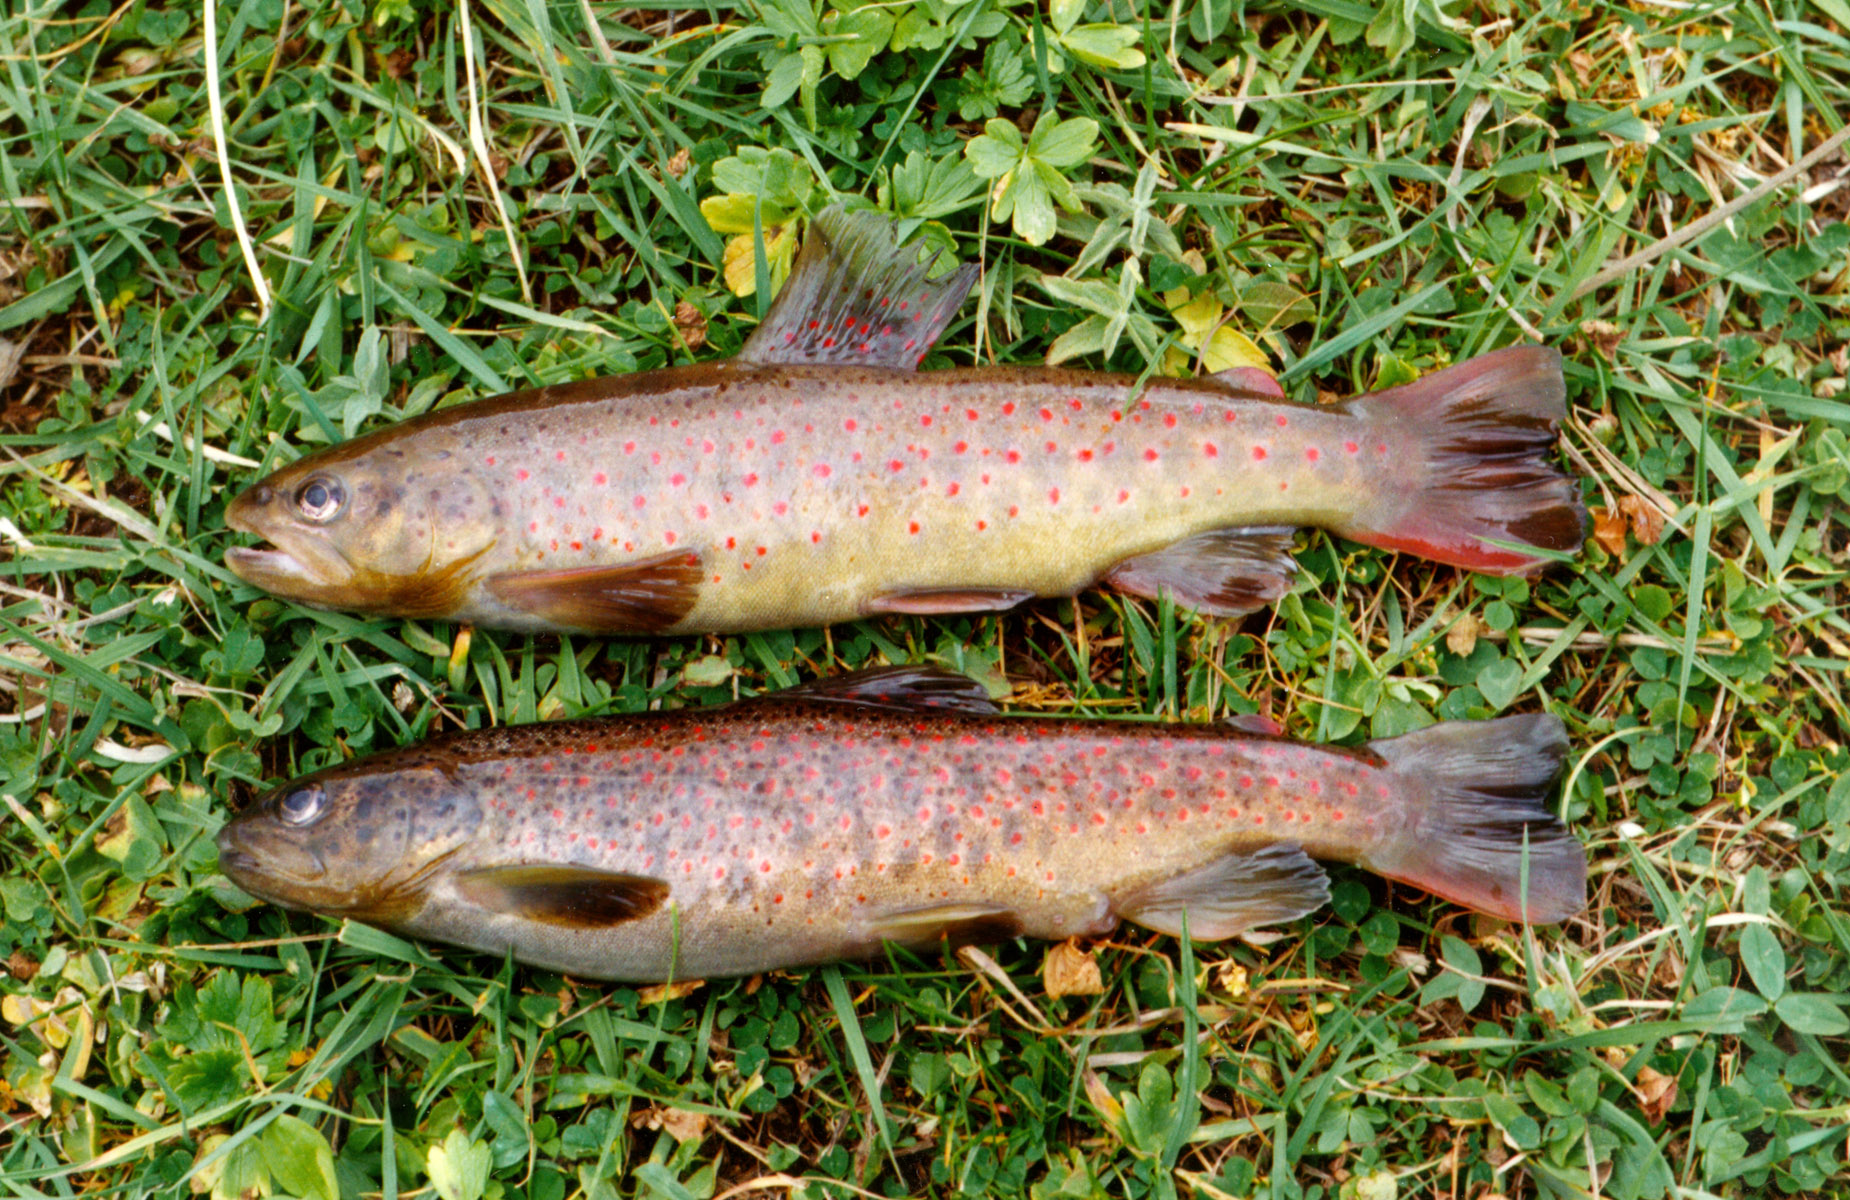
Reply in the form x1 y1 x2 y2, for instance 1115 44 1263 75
1115 843 1330 940
486 551 702 633
738 206 978 370
455 865 670 928
864 587 1035 616
456 861 673 928
1105 526 1300 617
782 665 1001 715
865 902 1024 949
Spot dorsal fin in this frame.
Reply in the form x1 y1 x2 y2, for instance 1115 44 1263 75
738 206 978 370
780 665 1001 715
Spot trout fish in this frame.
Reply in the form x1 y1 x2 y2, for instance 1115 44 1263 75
224 209 1585 635
216 667 1586 981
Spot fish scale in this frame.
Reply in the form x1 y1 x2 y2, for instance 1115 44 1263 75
224 208 1585 633
216 667 1588 982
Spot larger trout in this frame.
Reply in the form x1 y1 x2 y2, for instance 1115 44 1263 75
216 667 1586 981
224 209 1585 634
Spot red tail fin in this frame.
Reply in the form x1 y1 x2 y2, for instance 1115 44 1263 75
1347 346 1586 575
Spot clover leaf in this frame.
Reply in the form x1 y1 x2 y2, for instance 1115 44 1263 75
964 114 1099 246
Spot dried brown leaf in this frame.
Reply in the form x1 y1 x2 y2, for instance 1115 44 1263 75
1446 612 1483 657
1636 1065 1677 1124
1617 494 1665 546
1590 507 1628 557
1042 939 1103 997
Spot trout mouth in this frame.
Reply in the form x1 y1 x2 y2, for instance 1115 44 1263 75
224 488 360 603
216 820 333 910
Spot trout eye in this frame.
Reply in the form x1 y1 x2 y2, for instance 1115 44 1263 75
277 785 327 826
295 477 345 522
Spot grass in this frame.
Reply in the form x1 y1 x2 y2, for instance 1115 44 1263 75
1 0 1848 1197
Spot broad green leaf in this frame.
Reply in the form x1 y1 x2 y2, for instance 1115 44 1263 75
1048 0 1083 35
428 1130 492 1200
263 1116 339 1200
1739 923 1785 1001
1058 24 1145 70
822 7 894 79
1774 992 1850 1036
1026 114 1098 168
762 53 806 108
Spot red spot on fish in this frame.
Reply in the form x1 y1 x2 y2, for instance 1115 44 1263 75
486 456 496 466
976 520 987 531
823 337 835 348
845 418 857 432
1091 812 1107 825
664 531 677 546
888 459 905 473
811 531 821 543
516 468 530 481
1252 446 1268 461
920 414 932 427
755 545 767 556
1305 447 1320 462
858 504 870 517
908 521 920 535
1005 449 1021 463
623 441 636 454
553 496 566 509
813 463 831 478
670 472 686 486
946 482 960 496
1002 402 1016 415
1078 448 1093 461
1204 442 1218 458
773 501 787 516
744 473 758 487
1377 443 1389 454
695 504 709 520
1163 413 1177 428
1039 407 1053 421
632 495 646 509
1008 505 1019 518
570 540 582 550
1117 490 1130 504
1048 487 1060 504
1223 411 1237 422
1275 414 1289 427
725 536 736 549
1044 441 1057 454
1144 448 1159 462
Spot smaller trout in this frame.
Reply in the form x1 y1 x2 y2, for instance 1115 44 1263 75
216 667 1586 981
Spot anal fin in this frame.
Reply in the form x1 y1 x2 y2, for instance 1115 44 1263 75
1105 526 1299 617
1114 843 1330 940
864 587 1035 616
456 865 670 928
486 551 702 633
865 902 1025 950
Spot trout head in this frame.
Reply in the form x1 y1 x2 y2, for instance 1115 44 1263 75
224 441 496 618
217 751 481 925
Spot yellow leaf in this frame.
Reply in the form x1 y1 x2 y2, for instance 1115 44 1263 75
698 193 761 235
1169 292 1224 346
721 226 797 297
1201 327 1270 375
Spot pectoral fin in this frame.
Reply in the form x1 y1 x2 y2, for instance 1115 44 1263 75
1114 843 1330 940
1105 526 1299 617
485 551 702 633
455 865 670 928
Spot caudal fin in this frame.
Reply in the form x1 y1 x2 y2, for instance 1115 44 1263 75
1363 714 1585 923
1348 345 1586 575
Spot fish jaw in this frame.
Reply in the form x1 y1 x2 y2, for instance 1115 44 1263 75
224 484 365 609
216 816 333 911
